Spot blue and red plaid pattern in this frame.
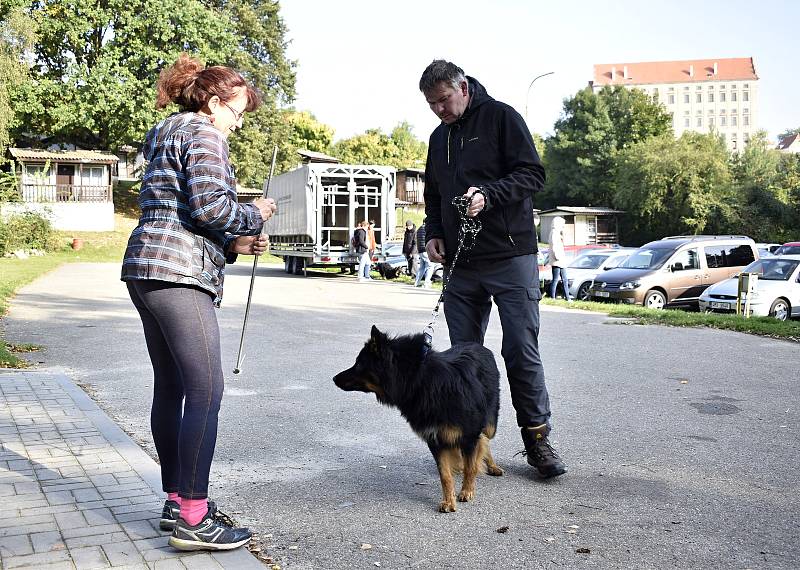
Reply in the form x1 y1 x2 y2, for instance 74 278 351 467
121 112 263 305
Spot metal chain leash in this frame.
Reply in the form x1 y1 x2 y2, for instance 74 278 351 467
423 194 482 348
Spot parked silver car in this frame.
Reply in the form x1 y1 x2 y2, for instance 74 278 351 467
698 255 800 320
566 248 636 300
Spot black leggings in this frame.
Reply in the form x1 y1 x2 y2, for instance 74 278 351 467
127 280 223 499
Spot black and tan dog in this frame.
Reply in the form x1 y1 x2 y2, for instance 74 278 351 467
333 326 503 512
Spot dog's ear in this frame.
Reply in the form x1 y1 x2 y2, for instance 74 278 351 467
369 325 386 353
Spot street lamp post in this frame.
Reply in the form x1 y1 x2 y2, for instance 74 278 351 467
525 71 555 126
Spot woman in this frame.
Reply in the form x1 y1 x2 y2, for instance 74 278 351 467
121 54 276 551
548 216 571 301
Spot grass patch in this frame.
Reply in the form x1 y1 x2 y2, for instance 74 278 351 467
541 298 800 342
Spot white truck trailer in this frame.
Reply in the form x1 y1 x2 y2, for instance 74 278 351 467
262 163 397 275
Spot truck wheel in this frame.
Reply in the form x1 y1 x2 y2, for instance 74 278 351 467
769 298 790 321
284 256 293 273
293 257 305 275
643 289 666 310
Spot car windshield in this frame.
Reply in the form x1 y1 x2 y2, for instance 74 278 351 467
776 245 800 255
569 253 609 269
620 248 674 269
742 258 800 281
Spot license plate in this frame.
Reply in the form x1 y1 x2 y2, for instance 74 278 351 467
595 291 610 298
710 301 731 310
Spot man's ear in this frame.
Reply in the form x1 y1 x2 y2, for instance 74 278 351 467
460 80 469 97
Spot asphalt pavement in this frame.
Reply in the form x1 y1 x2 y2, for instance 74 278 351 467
4 261 799 569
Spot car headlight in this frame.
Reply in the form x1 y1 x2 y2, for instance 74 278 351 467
619 281 641 290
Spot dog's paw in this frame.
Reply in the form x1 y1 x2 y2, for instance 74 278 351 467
487 465 504 476
439 499 457 513
457 489 475 502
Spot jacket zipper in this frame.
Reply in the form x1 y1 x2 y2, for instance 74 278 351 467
500 209 516 246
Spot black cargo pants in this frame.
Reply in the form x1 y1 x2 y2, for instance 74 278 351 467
443 254 551 427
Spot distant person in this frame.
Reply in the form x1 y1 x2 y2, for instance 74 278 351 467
419 59 566 479
121 54 276 551
353 220 370 281
402 220 417 276
366 220 377 279
415 220 435 288
548 216 571 301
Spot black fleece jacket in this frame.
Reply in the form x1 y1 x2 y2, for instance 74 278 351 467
423 77 545 266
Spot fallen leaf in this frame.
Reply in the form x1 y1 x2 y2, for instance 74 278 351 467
288 545 299 550
374 563 382 567
566 529 577 534
544 537 556 543
361 543 373 550
576 547 591 554
379 465 387 469
497 526 510 533
568 525 580 529
680 380 689 385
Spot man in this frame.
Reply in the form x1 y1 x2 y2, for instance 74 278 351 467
402 220 417 276
353 221 370 281
419 59 566 478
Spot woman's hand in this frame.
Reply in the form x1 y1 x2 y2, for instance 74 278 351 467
230 235 268 256
253 197 277 221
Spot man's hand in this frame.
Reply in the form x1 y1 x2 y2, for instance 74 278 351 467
231 235 268 256
253 197 277 221
426 238 446 263
463 187 485 217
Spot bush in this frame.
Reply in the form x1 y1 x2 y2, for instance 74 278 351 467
0 211 59 256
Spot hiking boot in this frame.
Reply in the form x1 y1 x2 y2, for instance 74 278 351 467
519 425 567 479
168 509 251 551
159 500 231 531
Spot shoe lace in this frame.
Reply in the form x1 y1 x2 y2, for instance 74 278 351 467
515 438 561 462
208 504 238 528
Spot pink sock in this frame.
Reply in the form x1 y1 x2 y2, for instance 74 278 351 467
167 492 181 505
181 498 209 526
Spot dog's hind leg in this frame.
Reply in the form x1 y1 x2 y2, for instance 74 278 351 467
481 434 504 476
431 446 460 513
458 439 482 503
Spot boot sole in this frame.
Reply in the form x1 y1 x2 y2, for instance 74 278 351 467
531 463 567 479
168 535 251 551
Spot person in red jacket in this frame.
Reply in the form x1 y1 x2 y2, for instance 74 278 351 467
420 59 566 479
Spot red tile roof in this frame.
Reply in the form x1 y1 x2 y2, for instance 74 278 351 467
592 58 757 86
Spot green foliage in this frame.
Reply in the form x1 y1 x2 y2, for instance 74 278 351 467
778 127 800 140
0 4 35 162
0 210 59 255
8 0 296 190
543 86 672 208
614 132 732 244
331 122 427 169
0 167 21 201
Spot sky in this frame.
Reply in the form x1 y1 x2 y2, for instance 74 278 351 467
278 0 800 144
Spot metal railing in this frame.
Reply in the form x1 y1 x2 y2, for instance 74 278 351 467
397 187 424 204
19 184 112 203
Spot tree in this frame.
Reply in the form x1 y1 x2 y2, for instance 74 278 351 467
8 0 296 187
543 86 672 208
614 132 732 244
727 131 799 242
331 122 427 169
777 127 800 141
0 4 35 163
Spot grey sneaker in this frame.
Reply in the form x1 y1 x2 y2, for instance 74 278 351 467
168 509 251 551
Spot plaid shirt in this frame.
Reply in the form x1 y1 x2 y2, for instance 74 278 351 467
121 112 263 305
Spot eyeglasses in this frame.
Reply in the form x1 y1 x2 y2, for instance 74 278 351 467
220 100 245 122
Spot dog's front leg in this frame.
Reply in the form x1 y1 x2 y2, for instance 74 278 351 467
431 446 458 512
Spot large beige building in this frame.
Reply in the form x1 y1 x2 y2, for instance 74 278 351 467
591 58 758 151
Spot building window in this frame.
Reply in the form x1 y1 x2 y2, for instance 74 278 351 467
696 93 702 103
720 92 726 103
708 92 714 103
708 116 715 127
668 94 675 104
696 116 702 127
720 84 726 89
744 133 750 145
720 115 727 127
684 93 690 104
743 91 749 102
731 91 737 102
731 114 737 126
684 117 690 127
744 115 749 126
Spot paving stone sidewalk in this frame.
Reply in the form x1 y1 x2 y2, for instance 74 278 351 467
0 369 263 570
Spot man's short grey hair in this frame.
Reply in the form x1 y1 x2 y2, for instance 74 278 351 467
419 60 466 94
